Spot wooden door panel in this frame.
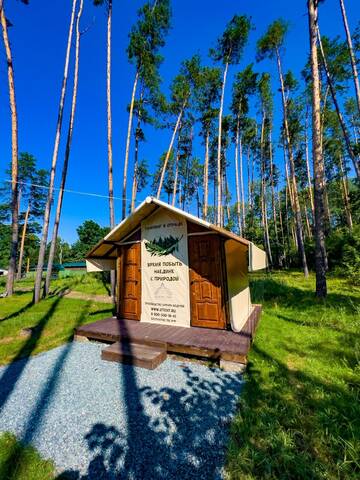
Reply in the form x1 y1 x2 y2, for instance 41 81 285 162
118 243 141 321
189 235 226 329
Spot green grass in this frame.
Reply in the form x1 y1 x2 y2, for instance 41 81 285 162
0 290 113 366
0 272 111 297
0 433 55 480
227 271 360 479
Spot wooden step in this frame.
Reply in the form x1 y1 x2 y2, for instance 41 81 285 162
101 341 167 370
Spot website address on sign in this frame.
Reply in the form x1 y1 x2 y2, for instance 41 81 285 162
145 302 184 308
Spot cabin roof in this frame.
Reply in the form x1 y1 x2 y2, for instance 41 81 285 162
86 197 250 260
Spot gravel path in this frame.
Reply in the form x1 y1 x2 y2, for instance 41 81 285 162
0 342 244 479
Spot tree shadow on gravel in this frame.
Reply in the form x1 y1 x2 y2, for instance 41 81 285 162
0 301 92 480
58 320 243 480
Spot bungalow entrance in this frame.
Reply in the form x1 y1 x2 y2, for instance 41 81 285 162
81 196 266 369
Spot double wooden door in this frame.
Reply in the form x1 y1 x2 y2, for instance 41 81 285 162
188 235 226 329
117 243 141 320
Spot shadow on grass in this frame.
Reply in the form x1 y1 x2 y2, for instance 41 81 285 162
275 313 360 338
88 308 116 317
0 295 64 412
57 319 243 479
250 276 359 313
227 342 360 479
0 300 34 323
0 301 92 480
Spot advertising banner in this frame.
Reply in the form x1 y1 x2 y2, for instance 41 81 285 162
141 209 191 327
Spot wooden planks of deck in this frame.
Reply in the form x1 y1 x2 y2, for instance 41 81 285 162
75 304 262 364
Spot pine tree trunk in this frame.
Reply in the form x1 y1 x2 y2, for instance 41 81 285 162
276 48 309 277
239 135 246 234
225 172 231 225
105 0 116 301
247 146 251 229
44 0 83 298
123 70 139 218
172 138 180 207
308 0 327 296
250 148 255 227
278 191 287 265
216 61 229 226
234 115 242 235
1 5 19 296
260 113 272 266
303 200 312 238
156 103 186 199
305 106 315 220
34 0 77 304
339 0 360 113
16 202 30 281
324 182 331 230
317 27 360 179
130 90 144 212
269 129 280 263
339 155 353 229
203 130 210 218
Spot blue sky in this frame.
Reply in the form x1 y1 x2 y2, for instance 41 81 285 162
0 0 358 243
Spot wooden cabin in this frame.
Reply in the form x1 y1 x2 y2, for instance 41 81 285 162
86 197 266 334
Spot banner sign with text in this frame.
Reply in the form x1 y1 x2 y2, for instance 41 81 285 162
141 209 191 327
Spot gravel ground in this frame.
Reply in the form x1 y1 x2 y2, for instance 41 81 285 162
0 342 244 479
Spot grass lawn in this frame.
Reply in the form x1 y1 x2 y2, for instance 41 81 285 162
0 289 113 366
0 272 111 297
227 271 360 479
0 433 55 480
0 271 359 478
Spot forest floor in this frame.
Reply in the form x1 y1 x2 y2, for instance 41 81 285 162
0 271 359 479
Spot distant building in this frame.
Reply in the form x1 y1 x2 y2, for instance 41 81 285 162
62 261 87 272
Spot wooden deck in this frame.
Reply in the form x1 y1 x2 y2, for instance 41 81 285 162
75 305 262 365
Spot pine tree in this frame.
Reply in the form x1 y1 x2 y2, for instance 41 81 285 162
196 66 221 218
125 0 171 217
210 15 252 226
0 1 23 295
308 0 327 297
257 19 309 276
34 0 78 303
45 0 84 297
156 56 201 199
230 65 258 235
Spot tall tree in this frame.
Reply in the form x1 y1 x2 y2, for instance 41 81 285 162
210 15 252 226
124 0 171 218
0 1 24 295
44 0 84 297
257 19 309 276
130 70 162 211
33 0 78 303
196 66 221 219
317 30 360 179
339 0 360 114
93 0 116 299
308 0 327 297
230 65 258 235
258 73 274 265
156 56 201 198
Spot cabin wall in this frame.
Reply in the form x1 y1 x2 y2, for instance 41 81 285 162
224 239 252 332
